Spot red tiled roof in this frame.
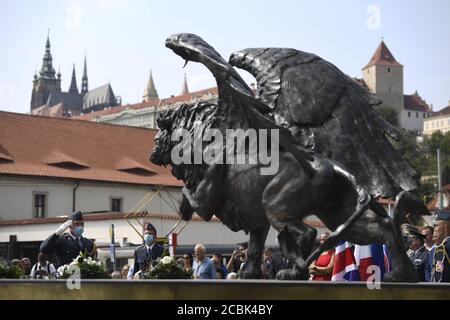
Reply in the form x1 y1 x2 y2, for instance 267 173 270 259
31 103 64 117
74 99 160 120
0 142 13 162
159 87 218 106
0 212 218 226
353 78 369 90
0 211 321 228
0 111 182 187
432 105 450 117
75 87 218 121
363 41 402 69
44 150 89 168
403 92 432 112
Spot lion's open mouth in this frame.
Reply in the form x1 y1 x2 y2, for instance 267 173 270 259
149 148 161 165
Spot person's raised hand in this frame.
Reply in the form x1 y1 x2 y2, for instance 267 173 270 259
55 220 73 235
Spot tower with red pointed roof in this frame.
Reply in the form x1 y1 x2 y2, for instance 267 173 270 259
362 40 404 113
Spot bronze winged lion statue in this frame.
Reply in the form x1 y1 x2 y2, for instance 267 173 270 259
150 33 429 282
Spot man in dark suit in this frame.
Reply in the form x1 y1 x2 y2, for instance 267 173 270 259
403 224 429 282
40 211 96 267
132 222 165 277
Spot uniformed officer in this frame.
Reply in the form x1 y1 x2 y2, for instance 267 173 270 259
40 211 96 267
132 222 164 277
430 210 450 283
402 224 429 282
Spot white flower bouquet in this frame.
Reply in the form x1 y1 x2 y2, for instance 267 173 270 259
143 255 193 279
58 253 111 279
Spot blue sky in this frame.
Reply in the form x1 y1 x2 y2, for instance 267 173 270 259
0 0 449 113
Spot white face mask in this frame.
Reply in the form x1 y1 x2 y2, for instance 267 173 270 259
73 226 84 237
144 234 154 244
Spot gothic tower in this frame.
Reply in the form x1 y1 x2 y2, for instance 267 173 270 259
362 40 404 114
81 55 88 95
181 73 189 95
30 33 61 111
142 70 159 101
68 64 79 93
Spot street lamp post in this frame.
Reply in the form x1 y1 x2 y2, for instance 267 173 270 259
437 148 443 210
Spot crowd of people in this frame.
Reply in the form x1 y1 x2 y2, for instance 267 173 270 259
118 241 282 280
3 209 450 283
305 209 450 283
6 253 57 279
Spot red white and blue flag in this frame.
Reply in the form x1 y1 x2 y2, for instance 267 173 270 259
354 244 391 281
331 241 360 281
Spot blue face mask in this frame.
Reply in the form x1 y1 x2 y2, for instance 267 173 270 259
73 226 84 237
144 234 154 244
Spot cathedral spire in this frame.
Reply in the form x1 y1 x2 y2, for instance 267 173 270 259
39 30 56 79
142 69 159 101
181 73 189 95
69 64 79 93
81 55 88 95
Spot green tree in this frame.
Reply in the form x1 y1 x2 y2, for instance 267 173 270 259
391 129 428 174
376 105 400 128
443 165 450 185
422 131 450 153
417 182 436 204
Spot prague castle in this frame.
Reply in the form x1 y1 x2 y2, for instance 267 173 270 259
30 34 119 117
30 36 434 134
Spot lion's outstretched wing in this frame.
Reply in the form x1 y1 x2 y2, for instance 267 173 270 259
165 33 314 175
229 48 417 197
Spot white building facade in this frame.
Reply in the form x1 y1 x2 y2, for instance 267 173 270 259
77 87 218 129
423 104 450 135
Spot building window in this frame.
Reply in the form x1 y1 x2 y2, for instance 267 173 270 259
33 193 47 218
388 68 391 73
423 113 425 118
408 112 411 117
416 112 419 118
111 198 123 212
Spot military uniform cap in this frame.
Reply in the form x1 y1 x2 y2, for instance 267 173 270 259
401 223 425 239
69 211 83 221
435 209 450 221
145 222 156 233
